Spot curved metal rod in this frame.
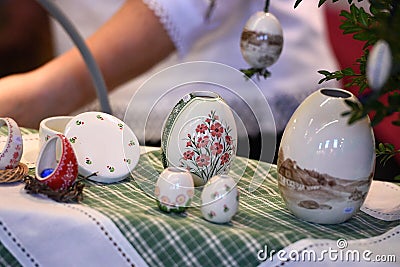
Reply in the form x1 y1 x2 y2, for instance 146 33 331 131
36 0 112 114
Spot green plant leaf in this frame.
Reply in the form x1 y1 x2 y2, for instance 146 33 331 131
294 0 303 8
318 0 328 7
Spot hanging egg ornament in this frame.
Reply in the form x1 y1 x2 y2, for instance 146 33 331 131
366 40 392 91
240 11 283 69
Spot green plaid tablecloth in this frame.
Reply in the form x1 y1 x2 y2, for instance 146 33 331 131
0 135 399 266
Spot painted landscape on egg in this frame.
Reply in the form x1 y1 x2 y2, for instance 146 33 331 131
277 148 373 211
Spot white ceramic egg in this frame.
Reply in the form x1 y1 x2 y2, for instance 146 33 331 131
155 167 194 213
201 174 239 224
367 39 392 91
277 88 375 224
240 11 283 69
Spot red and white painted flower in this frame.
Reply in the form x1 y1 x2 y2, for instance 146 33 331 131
179 110 235 184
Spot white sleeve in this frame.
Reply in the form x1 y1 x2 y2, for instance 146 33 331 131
142 0 240 56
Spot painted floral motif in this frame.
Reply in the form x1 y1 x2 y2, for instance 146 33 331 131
118 123 124 130
212 191 220 199
69 137 77 143
96 114 104 120
176 194 186 205
160 196 170 205
225 184 231 192
75 120 84 125
154 186 160 197
128 140 136 146
85 157 92 165
107 165 115 172
187 189 194 198
180 110 235 184
208 211 216 218
223 204 229 212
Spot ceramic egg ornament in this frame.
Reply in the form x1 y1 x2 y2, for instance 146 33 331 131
155 167 195 213
201 174 239 224
240 11 283 69
35 134 78 191
0 117 23 170
366 39 392 91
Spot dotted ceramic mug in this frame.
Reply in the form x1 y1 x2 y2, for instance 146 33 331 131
35 134 78 191
0 118 23 170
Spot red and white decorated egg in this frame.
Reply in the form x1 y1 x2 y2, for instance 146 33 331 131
35 134 78 191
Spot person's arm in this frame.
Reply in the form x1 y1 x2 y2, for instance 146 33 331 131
0 0 175 128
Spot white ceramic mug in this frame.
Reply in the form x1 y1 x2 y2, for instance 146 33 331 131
39 116 73 149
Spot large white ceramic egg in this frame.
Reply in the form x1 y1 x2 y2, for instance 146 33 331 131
277 88 375 224
240 11 283 69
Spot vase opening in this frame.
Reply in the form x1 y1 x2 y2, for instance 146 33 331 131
320 89 351 99
192 91 219 99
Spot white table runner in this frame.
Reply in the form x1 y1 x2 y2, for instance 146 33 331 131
0 183 148 267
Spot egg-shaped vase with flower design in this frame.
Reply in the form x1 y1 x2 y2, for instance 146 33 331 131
277 88 375 224
161 91 237 187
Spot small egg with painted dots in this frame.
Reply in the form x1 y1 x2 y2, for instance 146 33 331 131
40 168 54 178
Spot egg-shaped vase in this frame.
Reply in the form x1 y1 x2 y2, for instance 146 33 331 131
277 88 375 224
161 91 237 187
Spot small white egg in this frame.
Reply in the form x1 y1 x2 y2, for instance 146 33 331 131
240 11 284 69
366 39 392 91
201 174 239 224
155 167 194 213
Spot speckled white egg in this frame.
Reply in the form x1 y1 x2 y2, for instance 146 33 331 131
366 40 392 91
155 167 194 213
240 11 283 69
201 174 239 224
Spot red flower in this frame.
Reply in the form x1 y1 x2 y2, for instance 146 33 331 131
195 124 208 134
220 152 230 164
183 151 194 160
197 136 210 148
210 122 224 137
196 154 210 167
225 135 232 145
205 118 211 123
13 152 19 159
186 141 192 147
211 143 223 155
